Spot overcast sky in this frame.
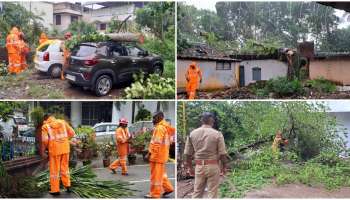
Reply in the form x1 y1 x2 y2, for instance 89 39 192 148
186 1 350 29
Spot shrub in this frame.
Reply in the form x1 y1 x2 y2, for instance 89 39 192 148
306 77 336 93
124 73 175 99
266 77 304 97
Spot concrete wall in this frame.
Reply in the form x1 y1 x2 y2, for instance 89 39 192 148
310 58 350 85
54 14 81 32
83 4 135 23
329 112 350 149
240 59 288 86
19 2 54 31
177 59 239 91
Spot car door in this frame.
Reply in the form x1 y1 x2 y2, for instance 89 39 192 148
108 44 134 82
94 125 108 142
125 45 150 75
108 125 118 143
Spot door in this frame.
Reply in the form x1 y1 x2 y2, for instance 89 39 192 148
125 45 149 74
239 65 245 87
109 45 133 82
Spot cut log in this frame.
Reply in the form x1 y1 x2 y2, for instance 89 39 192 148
105 32 144 43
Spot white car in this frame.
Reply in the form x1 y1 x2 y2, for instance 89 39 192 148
93 123 119 143
34 40 64 78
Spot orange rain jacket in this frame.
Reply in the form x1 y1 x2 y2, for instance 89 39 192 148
39 33 48 45
149 120 175 164
41 116 75 156
6 27 21 74
116 127 130 156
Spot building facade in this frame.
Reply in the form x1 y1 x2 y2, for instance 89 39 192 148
28 101 175 128
18 1 54 31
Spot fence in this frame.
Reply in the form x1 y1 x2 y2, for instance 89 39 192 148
1 136 36 161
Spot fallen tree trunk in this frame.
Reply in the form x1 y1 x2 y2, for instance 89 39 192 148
105 33 144 43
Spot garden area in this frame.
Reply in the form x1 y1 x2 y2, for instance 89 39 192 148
177 101 350 198
0 2 175 99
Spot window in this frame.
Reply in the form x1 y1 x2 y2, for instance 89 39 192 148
110 45 124 57
216 61 231 70
95 125 107 132
55 15 61 25
252 67 261 81
100 23 106 30
71 15 78 23
108 125 118 132
126 46 142 57
82 102 113 125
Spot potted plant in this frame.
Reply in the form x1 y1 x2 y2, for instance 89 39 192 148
99 141 114 167
75 126 97 165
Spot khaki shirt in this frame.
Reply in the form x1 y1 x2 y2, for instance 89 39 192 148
184 125 227 160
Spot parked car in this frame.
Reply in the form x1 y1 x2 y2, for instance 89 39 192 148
64 41 164 96
93 122 119 143
34 39 64 78
18 127 36 143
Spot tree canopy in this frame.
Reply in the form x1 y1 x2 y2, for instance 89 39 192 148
178 2 348 53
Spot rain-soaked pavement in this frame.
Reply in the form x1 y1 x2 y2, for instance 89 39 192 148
44 155 175 198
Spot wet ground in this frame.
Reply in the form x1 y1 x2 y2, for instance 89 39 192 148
44 155 175 198
177 179 350 198
0 68 128 99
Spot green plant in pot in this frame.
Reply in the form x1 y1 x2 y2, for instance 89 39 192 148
99 140 114 167
75 126 97 165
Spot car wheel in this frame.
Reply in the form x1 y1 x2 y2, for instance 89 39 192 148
153 65 163 75
94 75 112 96
49 64 62 78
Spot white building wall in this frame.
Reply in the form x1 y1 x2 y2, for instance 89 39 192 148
177 59 238 91
83 4 135 23
240 59 288 86
19 2 54 31
71 102 82 128
329 112 350 149
54 14 80 32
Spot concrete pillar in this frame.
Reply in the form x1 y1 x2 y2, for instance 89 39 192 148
70 102 82 128
112 102 119 124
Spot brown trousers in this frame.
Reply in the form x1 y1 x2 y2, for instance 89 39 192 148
192 164 220 198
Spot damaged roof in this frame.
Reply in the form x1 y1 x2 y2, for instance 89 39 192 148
178 43 241 62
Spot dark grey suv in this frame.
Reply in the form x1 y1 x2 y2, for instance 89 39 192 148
64 41 164 96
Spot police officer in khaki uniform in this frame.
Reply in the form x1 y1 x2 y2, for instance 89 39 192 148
184 112 228 198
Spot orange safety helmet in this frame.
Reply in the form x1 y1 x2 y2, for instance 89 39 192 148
119 118 128 125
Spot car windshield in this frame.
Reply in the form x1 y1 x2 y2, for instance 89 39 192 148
14 118 27 125
37 44 50 52
47 42 61 52
71 45 96 57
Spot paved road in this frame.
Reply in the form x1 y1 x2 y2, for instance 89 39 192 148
93 162 176 198
44 156 175 198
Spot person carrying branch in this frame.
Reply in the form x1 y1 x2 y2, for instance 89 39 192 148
41 114 75 196
186 61 202 99
184 112 228 198
272 130 289 157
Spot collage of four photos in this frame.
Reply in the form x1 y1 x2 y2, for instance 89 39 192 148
1 0 350 199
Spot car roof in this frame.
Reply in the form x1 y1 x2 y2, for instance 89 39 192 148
93 122 118 128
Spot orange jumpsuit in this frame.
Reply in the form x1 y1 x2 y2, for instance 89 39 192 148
186 62 202 99
41 116 75 193
61 41 71 80
39 33 48 45
148 120 175 198
18 38 29 72
109 127 129 174
6 27 21 74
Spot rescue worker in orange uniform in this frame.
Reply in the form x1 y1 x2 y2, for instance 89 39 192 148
6 27 21 74
39 32 48 45
41 114 75 195
18 32 29 72
109 118 130 175
145 111 175 198
61 32 72 80
186 61 202 99
272 130 288 158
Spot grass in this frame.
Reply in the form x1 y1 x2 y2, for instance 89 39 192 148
220 147 350 198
